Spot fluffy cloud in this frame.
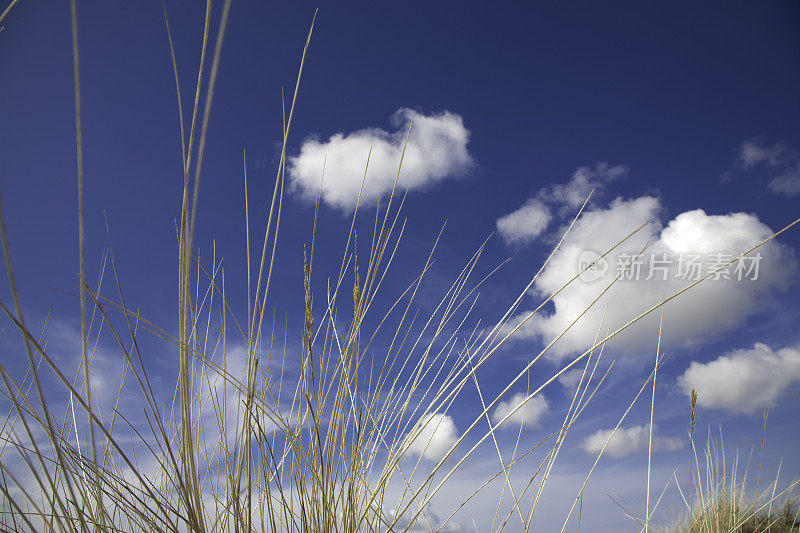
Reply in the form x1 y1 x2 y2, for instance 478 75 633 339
581 424 681 459
288 108 473 211
502 196 796 358
402 413 459 461
677 343 800 414
496 163 626 245
496 199 552 245
491 392 549 429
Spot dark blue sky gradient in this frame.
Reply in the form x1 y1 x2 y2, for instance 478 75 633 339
3 1 799 312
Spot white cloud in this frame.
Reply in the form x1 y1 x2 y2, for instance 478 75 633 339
196 343 282 451
496 162 626 245
547 163 628 209
739 141 785 168
491 392 549 429
288 108 473 211
768 163 800 196
45 320 128 412
557 368 585 395
677 343 800 414
402 413 459 461
503 196 796 358
581 424 681 459
496 199 551 245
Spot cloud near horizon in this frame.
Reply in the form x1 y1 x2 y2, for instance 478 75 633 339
678 342 800 414
288 108 473 211
581 424 681 459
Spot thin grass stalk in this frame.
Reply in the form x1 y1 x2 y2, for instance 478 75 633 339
645 299 665 533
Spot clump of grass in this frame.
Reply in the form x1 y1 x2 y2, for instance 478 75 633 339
662 400 799 533
669 489 799 533
1 3 799 532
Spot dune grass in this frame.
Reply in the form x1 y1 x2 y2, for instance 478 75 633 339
0 3 798 532
660 410 799 533
670 496 799 533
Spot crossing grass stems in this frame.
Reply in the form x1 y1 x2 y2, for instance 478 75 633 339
0 3 798 532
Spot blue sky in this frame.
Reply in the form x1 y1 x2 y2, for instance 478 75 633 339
1 1 800 531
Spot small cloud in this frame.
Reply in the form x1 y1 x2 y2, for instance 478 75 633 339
547 163 628 210
581 424 681 459
677 343 800 414
738 141 785 168
558 368 585 395
288 108 473 211
767 163 800 197
491 392 549 429
730 140 800 197
496 162 627 245
402 413 459 461
496 199 551 245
